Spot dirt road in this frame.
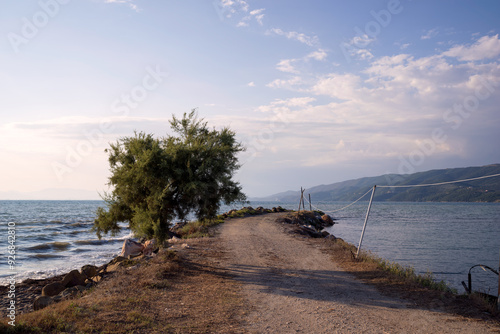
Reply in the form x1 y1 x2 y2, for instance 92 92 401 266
218 213 498 333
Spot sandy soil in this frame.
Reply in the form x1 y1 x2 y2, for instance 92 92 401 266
218 213 499 334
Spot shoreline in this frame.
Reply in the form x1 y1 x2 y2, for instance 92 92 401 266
1 212 499 332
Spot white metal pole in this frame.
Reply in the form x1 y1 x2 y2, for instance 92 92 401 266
356 185 376 259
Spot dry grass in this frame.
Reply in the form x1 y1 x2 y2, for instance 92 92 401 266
316 235 500 322
1 243 246 333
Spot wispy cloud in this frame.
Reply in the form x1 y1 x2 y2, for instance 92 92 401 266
340 34 375 62
276 59 299 73
267 28 319 47
250 34 500 169
266 76 303 89
305 49 327 61
421 28 438 40
443 34 500 61
105 0 140 12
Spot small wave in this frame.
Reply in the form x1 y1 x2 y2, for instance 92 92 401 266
71 248 90 253
74 239 107 246
75 238 124 245
69 222 92 228
33 254 66 259
51 229 87 236
27 242 71 252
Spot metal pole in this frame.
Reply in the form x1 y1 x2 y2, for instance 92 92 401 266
498 249 499 310
309 194 312 211
356 185 377 259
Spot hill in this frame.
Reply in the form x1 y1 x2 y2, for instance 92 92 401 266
256 164 500 203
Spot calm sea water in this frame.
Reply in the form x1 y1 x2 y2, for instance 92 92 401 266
319 201 500 294
1 200 499 294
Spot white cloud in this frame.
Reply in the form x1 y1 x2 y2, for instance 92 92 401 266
400 43 410 50
220 0 249 14
443 34 500 61
276 59 299 73
340 34 375 62
421 28 438 40
351 34 375 48
247 81 255 87
249 8 265 25
353 48 374 60
267 28 319 46
105 0 140 12
266 76 302 89
306 49 327 61
255 34 500 171
311 73 361 101
236 8 265 27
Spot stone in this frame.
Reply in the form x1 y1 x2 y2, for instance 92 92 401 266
321 214 334 226
120 239 144 258
42 282 66 297
59 285 86 300
33 296 53 311
80 265 98 278
108 256 127 265
143 239 157 256
91 275 102 283
62 270 87 288
105 258 127 273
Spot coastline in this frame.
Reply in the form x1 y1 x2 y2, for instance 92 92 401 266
1 211 499 333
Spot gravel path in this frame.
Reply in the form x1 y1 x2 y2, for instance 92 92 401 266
219 213 498 333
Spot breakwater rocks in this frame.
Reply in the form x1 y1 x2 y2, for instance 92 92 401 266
277 211 336 238
0 253 155 315
220 206 336 239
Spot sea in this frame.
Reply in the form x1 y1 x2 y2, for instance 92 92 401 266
1 200 499 294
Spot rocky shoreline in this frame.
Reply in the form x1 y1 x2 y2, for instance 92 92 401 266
0 207 335 317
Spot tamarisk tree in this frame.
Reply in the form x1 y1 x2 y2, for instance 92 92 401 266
93 111 246 242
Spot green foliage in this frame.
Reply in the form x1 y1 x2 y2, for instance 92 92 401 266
93 110 246 243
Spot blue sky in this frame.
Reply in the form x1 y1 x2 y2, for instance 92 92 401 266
1 0 500 199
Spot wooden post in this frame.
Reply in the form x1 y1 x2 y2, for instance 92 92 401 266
309 194 312 211
356 185 377 259
298 187 303 212
301 188 306 211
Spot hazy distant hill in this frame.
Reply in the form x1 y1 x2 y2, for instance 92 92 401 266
255 164 500 203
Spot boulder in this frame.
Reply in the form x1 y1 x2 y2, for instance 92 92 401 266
42 282 66 297
143 239 157 256
91 274 103 283
33 296 53 311
106 256 127 273
81 265 98 278
120 239 144 258
321 214 334 226
62 270 87 288
59 286 86 300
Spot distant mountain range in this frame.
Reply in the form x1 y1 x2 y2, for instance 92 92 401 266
254 164 500 203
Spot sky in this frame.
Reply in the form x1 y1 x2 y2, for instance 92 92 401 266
1 0 500 200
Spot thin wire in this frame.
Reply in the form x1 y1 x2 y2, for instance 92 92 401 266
304 187 373 214
377 173 500 188
301 172 500 214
